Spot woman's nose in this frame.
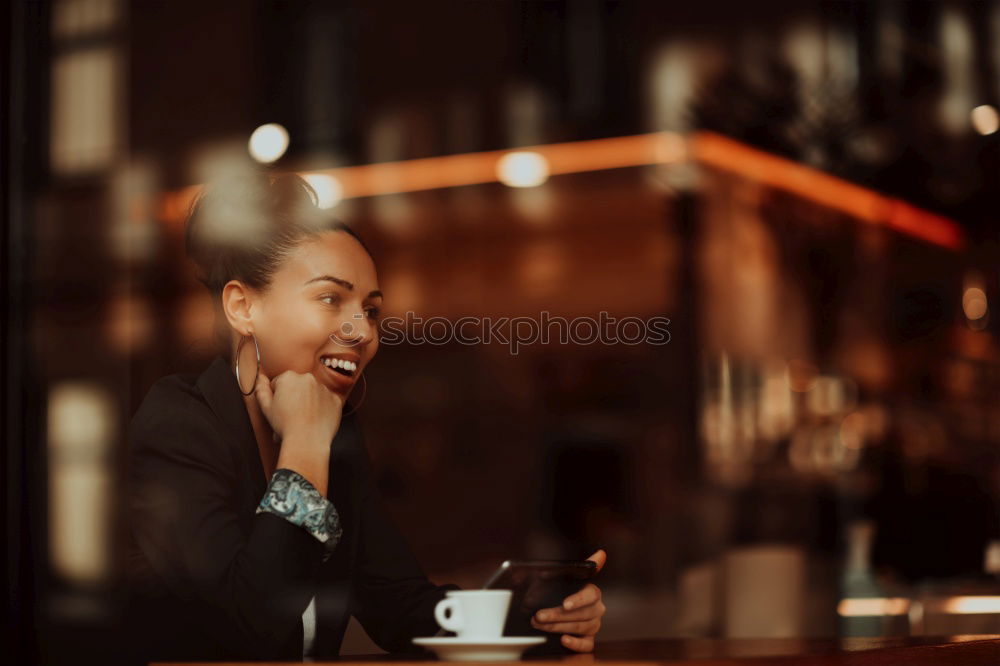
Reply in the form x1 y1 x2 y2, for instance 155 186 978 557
331 313 375 347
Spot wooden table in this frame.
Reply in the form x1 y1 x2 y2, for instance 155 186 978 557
159 635 1000 665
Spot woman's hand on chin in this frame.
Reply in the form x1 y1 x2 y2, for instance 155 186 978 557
530 549 607 653
255 369 344 446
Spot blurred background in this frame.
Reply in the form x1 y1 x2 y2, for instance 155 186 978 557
3 0 1000 663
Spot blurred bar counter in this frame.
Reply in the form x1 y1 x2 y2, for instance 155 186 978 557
156 635 1000 666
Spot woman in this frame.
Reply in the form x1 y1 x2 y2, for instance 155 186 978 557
125 173 607 662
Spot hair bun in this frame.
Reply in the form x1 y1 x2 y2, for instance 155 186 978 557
184 171 364 296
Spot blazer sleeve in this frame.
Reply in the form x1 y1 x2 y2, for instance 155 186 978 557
348 419 461 653
127 385 326 659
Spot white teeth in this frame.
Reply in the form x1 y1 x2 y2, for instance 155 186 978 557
323 358 357 373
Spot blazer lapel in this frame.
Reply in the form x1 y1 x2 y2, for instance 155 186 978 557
196 356 268 501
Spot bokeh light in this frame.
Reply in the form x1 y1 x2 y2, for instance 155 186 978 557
963 286 988 320
301 173 343 209
247 123 289 163
496 151 550 188
47 382 115 585
970 104 1000 135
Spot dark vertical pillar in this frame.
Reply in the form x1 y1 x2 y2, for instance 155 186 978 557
3 1 47 664
257 0 361 163
672 189 703 480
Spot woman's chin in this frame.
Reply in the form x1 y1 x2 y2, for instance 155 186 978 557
316 364 354 396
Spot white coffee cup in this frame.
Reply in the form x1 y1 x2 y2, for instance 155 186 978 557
434 590 513 640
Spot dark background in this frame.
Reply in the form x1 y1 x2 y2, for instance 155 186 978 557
5 1 1000 663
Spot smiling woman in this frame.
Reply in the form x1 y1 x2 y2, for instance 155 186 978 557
123 172 606 663
122 173 457 662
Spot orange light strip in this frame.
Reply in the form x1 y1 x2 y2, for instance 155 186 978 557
157 131 964 250
320 133 677 198
156 135 675 225
837 597 911 617
839 595 1000 617
689 133 964 250
940 596 1000 614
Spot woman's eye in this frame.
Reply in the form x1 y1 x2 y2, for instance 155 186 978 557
365 307 381 320
320 294 341 306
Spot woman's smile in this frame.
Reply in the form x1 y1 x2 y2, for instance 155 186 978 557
319 353 361 393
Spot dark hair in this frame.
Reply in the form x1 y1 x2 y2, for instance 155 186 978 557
185 171 369 302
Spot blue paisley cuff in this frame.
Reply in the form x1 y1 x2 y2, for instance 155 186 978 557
256 468 343 553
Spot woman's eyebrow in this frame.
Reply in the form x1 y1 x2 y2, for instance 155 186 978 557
305 275 383 299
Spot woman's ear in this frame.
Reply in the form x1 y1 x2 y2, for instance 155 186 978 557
221 280 255 336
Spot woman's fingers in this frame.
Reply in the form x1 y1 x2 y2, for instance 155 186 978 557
586 549 607 574
533 589 605 639
255 371 273 412
534 599 605 623
531 617 601 636
534 579 605 653
561 583 602 611
561 634 595 653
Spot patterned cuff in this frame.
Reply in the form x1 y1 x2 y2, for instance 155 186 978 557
256 468 343 555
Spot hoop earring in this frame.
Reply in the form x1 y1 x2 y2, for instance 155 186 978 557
342 373 367 416
235 334 260 396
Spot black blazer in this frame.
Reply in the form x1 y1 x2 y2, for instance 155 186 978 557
124 356 458 662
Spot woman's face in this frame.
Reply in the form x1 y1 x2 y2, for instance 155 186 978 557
242 230 381 399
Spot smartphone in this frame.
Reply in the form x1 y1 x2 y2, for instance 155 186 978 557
434 559 598 653
483 559 597 635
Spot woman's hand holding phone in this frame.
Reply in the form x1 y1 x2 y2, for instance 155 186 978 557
529 550 607 653
255 369 344 495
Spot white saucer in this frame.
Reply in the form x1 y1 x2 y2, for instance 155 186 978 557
412 636 546 661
